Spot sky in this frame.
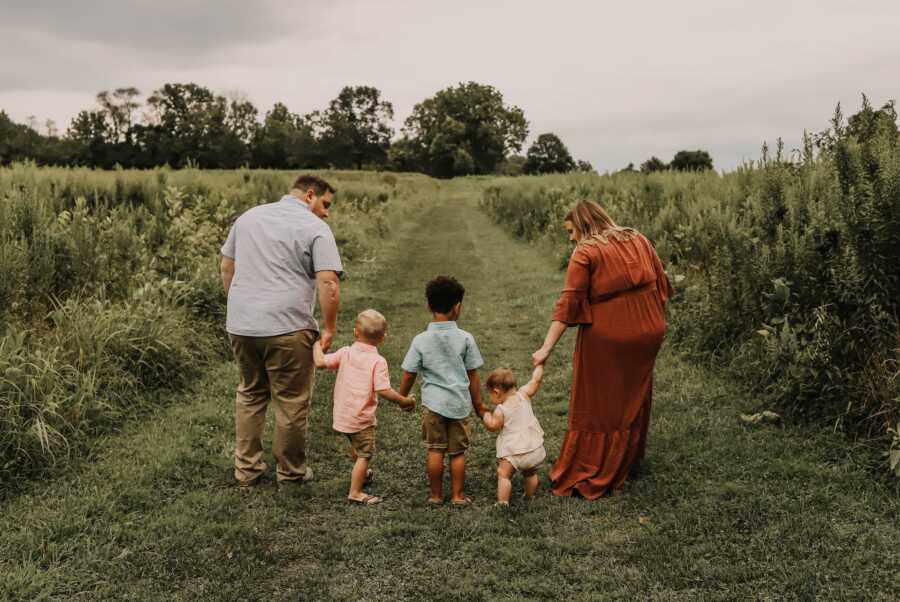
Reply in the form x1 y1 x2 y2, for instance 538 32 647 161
1 0 898 171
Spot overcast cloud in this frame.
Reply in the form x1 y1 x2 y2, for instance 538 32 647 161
2 0 898 171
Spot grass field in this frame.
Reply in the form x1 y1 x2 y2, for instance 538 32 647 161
1 179 898 601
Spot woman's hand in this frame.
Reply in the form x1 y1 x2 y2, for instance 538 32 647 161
534 322 568 367
532 346 551 367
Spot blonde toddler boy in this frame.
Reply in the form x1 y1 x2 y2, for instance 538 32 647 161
313 309 415 505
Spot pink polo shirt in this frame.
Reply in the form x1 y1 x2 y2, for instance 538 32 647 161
322 342 391 433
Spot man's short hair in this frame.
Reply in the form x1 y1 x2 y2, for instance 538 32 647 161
356 309 387 341
292 174 336 196
426 276 465 314
485 368 517 392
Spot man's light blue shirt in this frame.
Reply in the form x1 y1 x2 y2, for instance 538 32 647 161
401 321 484 420
221 195 343 337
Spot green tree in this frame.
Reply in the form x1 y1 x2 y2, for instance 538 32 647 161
523 133 576 174
251 103 320 169
846 95 898 143
214 95 258 168
0 111 39 164
144 83 256 168
402 82 528 177
95 87 141 144
313 86 393 169
495 154 527 176
640 156 668 173
385 136 422 172
67 109 113 166
670 150 713 171
575 159 594 173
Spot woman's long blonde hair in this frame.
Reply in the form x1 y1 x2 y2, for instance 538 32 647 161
565 200 636 246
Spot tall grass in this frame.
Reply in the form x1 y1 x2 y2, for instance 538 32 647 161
480 102 900 475
0 165 416 485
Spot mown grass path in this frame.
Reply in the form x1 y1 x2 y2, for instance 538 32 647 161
2 182 898 601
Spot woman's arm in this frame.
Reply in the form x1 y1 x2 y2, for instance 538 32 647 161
532 321 568 366
534 245 593 366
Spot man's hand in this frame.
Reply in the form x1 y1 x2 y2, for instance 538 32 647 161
319 328 335 352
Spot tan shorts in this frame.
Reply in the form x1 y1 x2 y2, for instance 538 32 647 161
342 426 376 459
421 407 471 455
503 446 546 474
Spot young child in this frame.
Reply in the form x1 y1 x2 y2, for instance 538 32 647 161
398 276 486 507
481 365 547 506
313 309 415 506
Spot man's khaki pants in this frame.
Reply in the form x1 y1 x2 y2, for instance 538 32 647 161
230 330 316 484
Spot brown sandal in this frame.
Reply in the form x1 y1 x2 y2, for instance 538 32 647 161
348 493 383 505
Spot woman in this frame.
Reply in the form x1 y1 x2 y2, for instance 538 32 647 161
532 200 674 499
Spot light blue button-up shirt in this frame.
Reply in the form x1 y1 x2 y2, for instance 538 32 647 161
221 195 343 337
401 321 484 419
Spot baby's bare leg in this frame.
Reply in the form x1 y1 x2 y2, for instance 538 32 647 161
497 459 515 504
523 469 539 499
426 449 445 502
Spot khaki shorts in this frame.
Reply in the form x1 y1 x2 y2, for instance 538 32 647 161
342 426 376 459
421 407 471 455
504 446 546 474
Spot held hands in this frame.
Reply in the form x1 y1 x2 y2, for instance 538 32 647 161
473 401 489 419
399 394 416 412
319 328 335 352
532 346 551 367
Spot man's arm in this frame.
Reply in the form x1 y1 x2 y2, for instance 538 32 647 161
398 371 417 397
468 369 486 418
221 255 235 295
316 270 340 351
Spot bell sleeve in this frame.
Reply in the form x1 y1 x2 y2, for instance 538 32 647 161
551 246 593 325
646 237 675 306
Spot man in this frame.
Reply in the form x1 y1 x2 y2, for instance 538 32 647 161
220 174 342 487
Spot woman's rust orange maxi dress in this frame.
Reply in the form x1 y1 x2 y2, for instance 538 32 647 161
549 231 674 499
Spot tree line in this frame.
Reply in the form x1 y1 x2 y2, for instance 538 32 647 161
0 81 715 176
